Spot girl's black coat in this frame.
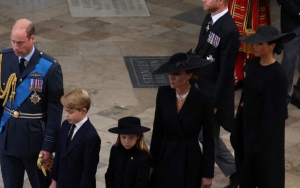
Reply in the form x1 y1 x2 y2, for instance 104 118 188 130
105 145 151 188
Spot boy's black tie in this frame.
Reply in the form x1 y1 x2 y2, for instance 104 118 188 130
19 58 26 74
66 124 76 148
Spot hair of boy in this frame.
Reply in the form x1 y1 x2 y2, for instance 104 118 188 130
115 134 150 154
61 88 91 111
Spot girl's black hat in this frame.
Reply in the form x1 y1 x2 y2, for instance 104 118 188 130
108 117 151 134
239 25 295 44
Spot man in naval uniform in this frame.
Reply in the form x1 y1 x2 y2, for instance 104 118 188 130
0 19 64 188
195 0 240 187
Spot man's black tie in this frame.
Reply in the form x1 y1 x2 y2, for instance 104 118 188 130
19 58 26 74
206 20 213 32
66 124 76 149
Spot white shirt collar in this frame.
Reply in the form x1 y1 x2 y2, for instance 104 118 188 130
19 46 35 62
74 116 88 130
211 8 228 25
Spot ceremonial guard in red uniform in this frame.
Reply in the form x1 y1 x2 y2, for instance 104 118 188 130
229 0 271 89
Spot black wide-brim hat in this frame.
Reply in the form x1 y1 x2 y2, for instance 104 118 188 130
152 49 211 75
239 25 295 44
108 116 151 134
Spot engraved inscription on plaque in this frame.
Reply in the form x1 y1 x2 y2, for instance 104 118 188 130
67 0 150 17
124 57 170 88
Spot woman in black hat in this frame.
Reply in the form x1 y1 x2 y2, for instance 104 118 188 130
149 51 215 188
233 25 295 187
105 116 151 188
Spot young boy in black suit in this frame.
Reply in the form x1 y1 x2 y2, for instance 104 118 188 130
50 89 101 188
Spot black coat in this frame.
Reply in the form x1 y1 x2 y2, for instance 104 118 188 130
149 86 215 188
51 119 101 188
195 12 240 132
277 0 300 32
105 145 151 188
238 58 287 187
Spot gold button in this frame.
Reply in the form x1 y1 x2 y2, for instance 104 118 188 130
13 111 20 118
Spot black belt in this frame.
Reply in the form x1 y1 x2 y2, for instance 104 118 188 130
4 107 46 119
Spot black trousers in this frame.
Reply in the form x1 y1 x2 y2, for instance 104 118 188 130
0 153 51 188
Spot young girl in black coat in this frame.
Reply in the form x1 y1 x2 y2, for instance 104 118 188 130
105 116 151 188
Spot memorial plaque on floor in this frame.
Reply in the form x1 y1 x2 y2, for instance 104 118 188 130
67 0 150 17
124 56 170 88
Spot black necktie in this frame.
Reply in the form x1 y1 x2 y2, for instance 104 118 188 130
206 20 213 32
66 124 76 148
19 58 26 74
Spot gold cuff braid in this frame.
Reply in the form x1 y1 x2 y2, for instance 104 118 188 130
0 54 17 108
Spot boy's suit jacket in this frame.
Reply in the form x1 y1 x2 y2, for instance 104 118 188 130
195 12 240 132
51 119 101 188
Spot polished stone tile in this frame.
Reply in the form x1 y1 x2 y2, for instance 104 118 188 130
67 0 150 17
95 24 128 35
172 7 206 26
142 35 177 42
34 25 52 35
0 25 10 35
151 7 183 17
56 24 91 35
50 2 69 11
35 19 69 29
166 1 201 12
159 41 197 55
120 29 154 40
53 13 89 24
0 0 64 11
37 30 73 41
117 41 164 56
76 18 110 29
155 18 187 29
36 41 80 57
77 30 113 41
159 30 199 43
101 35 135 42
146 0 181 6
175 24 201 35
77 41 122 57
32 7 67 18
145 2 161 12
0 15 12 23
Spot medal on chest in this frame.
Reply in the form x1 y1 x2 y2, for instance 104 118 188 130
29 73 43 104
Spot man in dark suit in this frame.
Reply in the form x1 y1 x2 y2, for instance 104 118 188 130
0 19 64 187
50 89 101 188
194 0 240 187
277 0 300 108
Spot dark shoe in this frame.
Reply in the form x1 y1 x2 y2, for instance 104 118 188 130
223 173 239 188
234 79 243 91
290 97 300 109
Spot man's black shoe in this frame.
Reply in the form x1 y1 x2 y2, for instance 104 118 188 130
223 173 239 188
290 97 300 109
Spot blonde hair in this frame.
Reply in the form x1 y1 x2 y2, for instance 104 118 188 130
115 134 150 154
61 88 91 111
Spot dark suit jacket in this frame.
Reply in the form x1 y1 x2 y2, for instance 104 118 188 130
105 145 151 188
277 0 300 32
51 119 101 188
194 12 240 131
149 86 215 188
0 48 64 157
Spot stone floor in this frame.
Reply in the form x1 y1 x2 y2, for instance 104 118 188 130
0 0 299 187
